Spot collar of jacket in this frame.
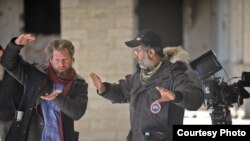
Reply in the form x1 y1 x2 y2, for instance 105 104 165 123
163 46 189 64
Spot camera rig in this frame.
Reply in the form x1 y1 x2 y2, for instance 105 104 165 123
190 50 250 125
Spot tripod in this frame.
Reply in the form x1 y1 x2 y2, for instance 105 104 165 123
210 106 232 125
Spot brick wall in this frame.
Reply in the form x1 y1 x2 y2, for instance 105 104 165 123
61 0 135 140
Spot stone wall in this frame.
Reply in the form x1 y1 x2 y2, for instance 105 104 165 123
61 0 134 140
0 0 23 47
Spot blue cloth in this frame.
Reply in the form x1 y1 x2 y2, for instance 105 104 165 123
41 83 64 141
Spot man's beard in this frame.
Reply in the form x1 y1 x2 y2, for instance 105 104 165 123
138 53 154 70
55 70 69 79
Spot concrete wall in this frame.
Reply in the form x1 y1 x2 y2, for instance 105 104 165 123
61 0 134 140
183 0 250 77
183 0 213 60
0 0 23 47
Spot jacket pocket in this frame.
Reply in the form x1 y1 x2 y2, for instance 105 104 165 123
143 126 168 141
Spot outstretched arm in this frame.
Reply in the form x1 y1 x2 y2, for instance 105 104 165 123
90 72 106 94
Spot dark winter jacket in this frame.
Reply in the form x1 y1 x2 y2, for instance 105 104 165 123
1 39 88 141
0 70 23 121
100 47 204 141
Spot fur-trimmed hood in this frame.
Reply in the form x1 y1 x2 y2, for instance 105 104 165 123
163 46 189 64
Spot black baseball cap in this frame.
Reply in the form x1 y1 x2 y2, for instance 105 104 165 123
125 30 162 48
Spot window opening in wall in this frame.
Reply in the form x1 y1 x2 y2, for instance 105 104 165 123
24 0 60 35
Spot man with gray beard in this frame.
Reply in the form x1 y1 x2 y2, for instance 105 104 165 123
0 45 23 141
90 29 204 141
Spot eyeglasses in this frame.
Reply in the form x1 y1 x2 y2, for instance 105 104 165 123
133 49 144 55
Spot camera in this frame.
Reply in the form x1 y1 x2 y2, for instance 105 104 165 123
190 50 250 124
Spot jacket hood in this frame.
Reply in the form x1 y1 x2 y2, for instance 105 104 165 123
163 46 189 64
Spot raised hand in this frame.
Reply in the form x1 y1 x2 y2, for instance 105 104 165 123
90 72 105 94
154 86 176 104
15 34 35 45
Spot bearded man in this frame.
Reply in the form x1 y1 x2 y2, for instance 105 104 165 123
1 34 88 141
90 30 203 141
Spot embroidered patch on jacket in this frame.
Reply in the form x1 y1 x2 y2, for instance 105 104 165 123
150 102 161 114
